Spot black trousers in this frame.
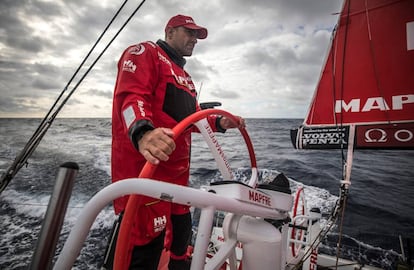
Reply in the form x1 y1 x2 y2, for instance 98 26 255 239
102 212 192 270
129 230 165 270
129 212 192 270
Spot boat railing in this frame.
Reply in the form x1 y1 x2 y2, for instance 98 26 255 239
53 178 291 270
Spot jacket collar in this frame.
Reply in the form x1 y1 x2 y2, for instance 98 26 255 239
156 39 186 68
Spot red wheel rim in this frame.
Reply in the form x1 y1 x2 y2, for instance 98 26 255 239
114 109 256 269
290 186 306 258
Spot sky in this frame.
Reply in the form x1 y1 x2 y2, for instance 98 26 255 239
0 0 343 118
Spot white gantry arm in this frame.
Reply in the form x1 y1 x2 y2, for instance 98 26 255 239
54 178 288 270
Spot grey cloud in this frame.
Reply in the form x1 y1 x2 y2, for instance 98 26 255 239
0 96 21 113
4 34 44 54
0 93 48 116
0 0 343 118
0 0 63 52
66 97 84 106
186 58 217 83
84 89 113 99
227 0 342 24
210 88 240 99
244 45 298 70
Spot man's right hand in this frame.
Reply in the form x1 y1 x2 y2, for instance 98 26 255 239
138 128 176 165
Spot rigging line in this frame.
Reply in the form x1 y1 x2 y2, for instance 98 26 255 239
291 198 342 270
364 0 391 124
0 0 130 194
30 0 130 143
330 25 338 127
1 202 87 209
18 0 130 161
335 185 349 269
291 212 340 270
48 0 147 121
0 0 147 194
293 195 341 270
293 173 352 270
338 0 352 171
197 81 203 101
0 0 129 191
333 1 353 266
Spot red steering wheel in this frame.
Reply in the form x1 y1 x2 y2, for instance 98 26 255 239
113 109 257 270
290 186 307 258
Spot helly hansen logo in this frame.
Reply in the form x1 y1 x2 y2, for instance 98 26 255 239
153 215 167 232
122 60 136 73
137 100 145 117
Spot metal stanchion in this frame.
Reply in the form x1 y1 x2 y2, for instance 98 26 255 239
29 162 79 270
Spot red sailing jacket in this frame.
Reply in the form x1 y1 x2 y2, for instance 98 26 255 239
111 40 221 218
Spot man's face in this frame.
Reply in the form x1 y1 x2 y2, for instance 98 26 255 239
167 26 198 57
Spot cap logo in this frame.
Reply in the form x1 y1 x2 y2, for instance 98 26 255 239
165 15 208 39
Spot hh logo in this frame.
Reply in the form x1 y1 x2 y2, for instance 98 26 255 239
122 60 136 73
153 215 167 232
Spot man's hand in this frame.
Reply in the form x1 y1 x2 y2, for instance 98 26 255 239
138 128 176 165
220 116 246 129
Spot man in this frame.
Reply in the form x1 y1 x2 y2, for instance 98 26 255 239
111 14 245 270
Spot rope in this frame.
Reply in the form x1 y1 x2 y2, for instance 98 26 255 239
336 1 352 268
291 197 341 270
290 180 353 270
0 0 147 194
335 185 349 269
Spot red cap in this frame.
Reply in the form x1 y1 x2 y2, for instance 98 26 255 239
165 14 208 39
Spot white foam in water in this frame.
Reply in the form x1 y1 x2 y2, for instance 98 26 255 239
1 189 51 218
93 150 111 176
0 187 116 269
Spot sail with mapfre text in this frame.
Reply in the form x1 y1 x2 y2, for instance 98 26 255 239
291 0 414 149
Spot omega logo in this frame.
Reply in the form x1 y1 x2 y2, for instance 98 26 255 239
394 129 413 142
365 128 413 143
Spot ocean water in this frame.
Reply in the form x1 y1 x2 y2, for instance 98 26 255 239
0 118 413 269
